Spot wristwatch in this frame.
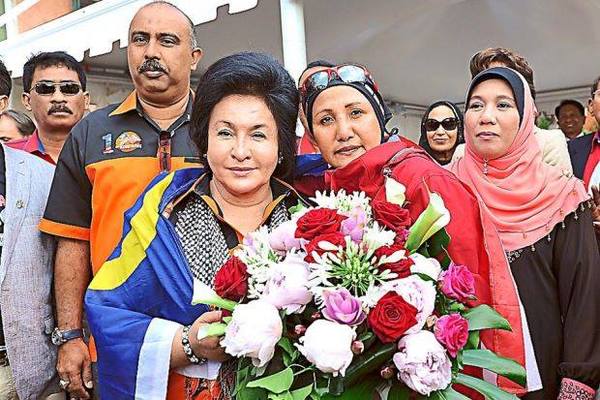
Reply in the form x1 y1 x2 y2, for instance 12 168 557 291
51 328 85 346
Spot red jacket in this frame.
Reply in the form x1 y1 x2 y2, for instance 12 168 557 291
295 141 526 395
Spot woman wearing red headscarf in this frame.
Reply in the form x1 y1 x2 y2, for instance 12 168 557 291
450 67 600 399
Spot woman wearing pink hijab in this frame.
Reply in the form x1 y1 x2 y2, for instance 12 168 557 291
451 67 600 399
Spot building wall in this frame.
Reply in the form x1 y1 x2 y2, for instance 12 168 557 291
16 0 72 33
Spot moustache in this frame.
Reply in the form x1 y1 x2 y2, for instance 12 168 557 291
48 104 73 115
138 59 167 74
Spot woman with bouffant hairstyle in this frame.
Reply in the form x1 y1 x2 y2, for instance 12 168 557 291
86 52 304 400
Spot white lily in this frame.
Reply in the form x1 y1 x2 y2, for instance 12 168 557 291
191 279 237 311
405 191 450 252
385 176 406 206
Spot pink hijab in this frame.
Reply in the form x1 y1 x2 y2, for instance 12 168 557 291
450 68 589 252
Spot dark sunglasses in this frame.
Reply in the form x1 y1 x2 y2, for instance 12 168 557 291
300 64 378 100
424 117 459 132
32 81 82 96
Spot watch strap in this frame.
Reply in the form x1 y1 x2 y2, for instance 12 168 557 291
61 328 85 342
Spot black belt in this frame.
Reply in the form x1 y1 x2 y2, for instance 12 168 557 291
0 346 8 367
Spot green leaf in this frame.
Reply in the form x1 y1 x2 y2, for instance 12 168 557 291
462 349 526 387
429 387 470 400
463 304 512 332
278 337 295 355
427 228 451 259
278 337 299 366
454 373 519 400
290 384 313 400
343 343 396 387
269 392 294 400
248 367 294 394
196 322 227 340
323 377 380 399
465 330 480 350
387 384 410 399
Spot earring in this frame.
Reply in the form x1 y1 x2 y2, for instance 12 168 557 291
203 153 207 159
278 154 283 164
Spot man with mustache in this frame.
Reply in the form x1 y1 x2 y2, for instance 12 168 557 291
39 2 202 399
7 51 89 164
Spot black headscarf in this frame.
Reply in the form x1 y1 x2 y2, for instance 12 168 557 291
419 100 465 165
467 67 525 123
302 73 393 141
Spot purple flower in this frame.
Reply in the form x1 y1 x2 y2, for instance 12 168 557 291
322 288 366 326
341 208 367 243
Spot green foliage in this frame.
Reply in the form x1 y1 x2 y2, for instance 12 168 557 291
462 349 526 387
463 304 511 331
454 373 520 400
247 367 294 394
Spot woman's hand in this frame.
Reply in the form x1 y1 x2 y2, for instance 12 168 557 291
189 310 230 362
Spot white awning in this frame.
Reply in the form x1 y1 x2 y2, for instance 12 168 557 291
0 0 258 77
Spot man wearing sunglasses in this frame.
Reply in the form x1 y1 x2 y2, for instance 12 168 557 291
38 2 202 399
7 51 89 164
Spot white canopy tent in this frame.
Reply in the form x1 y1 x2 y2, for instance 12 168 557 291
0 0 598 139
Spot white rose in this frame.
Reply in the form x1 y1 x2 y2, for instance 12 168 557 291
261 253 313 314
296 319 356 377
221 300 282 367
409 253 442 280
387 276 436 334
393 331 452 396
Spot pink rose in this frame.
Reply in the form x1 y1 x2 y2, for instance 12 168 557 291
439 263 475 302
434 314 469 358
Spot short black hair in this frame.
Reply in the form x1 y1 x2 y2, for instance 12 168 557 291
190 52 299 183
555 99 585 118
0 59 11 97
22 51 87 92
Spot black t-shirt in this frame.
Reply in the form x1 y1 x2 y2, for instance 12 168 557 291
0 146 6 346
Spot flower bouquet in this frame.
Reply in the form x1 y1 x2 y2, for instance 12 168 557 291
192 177 526 400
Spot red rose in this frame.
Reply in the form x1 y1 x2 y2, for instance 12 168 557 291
374 244 413 278
368 291 418 343
214 256 248 301
295 208 347 241
372 200 412 233
304 232 346 263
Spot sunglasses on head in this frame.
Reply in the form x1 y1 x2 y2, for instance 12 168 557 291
32 81 82 96
424 117 459 132
300 64 378 100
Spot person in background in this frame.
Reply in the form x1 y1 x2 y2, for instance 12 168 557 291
556 99 585 140
7 52 88 164
297 60 335 154
0 143 63 400
569 77 600 242
85 51 301 400
0 60 11 113
451 67 600 400
38 2 203 399
0 110 36 143
419 100 464 165
453 47 573 176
